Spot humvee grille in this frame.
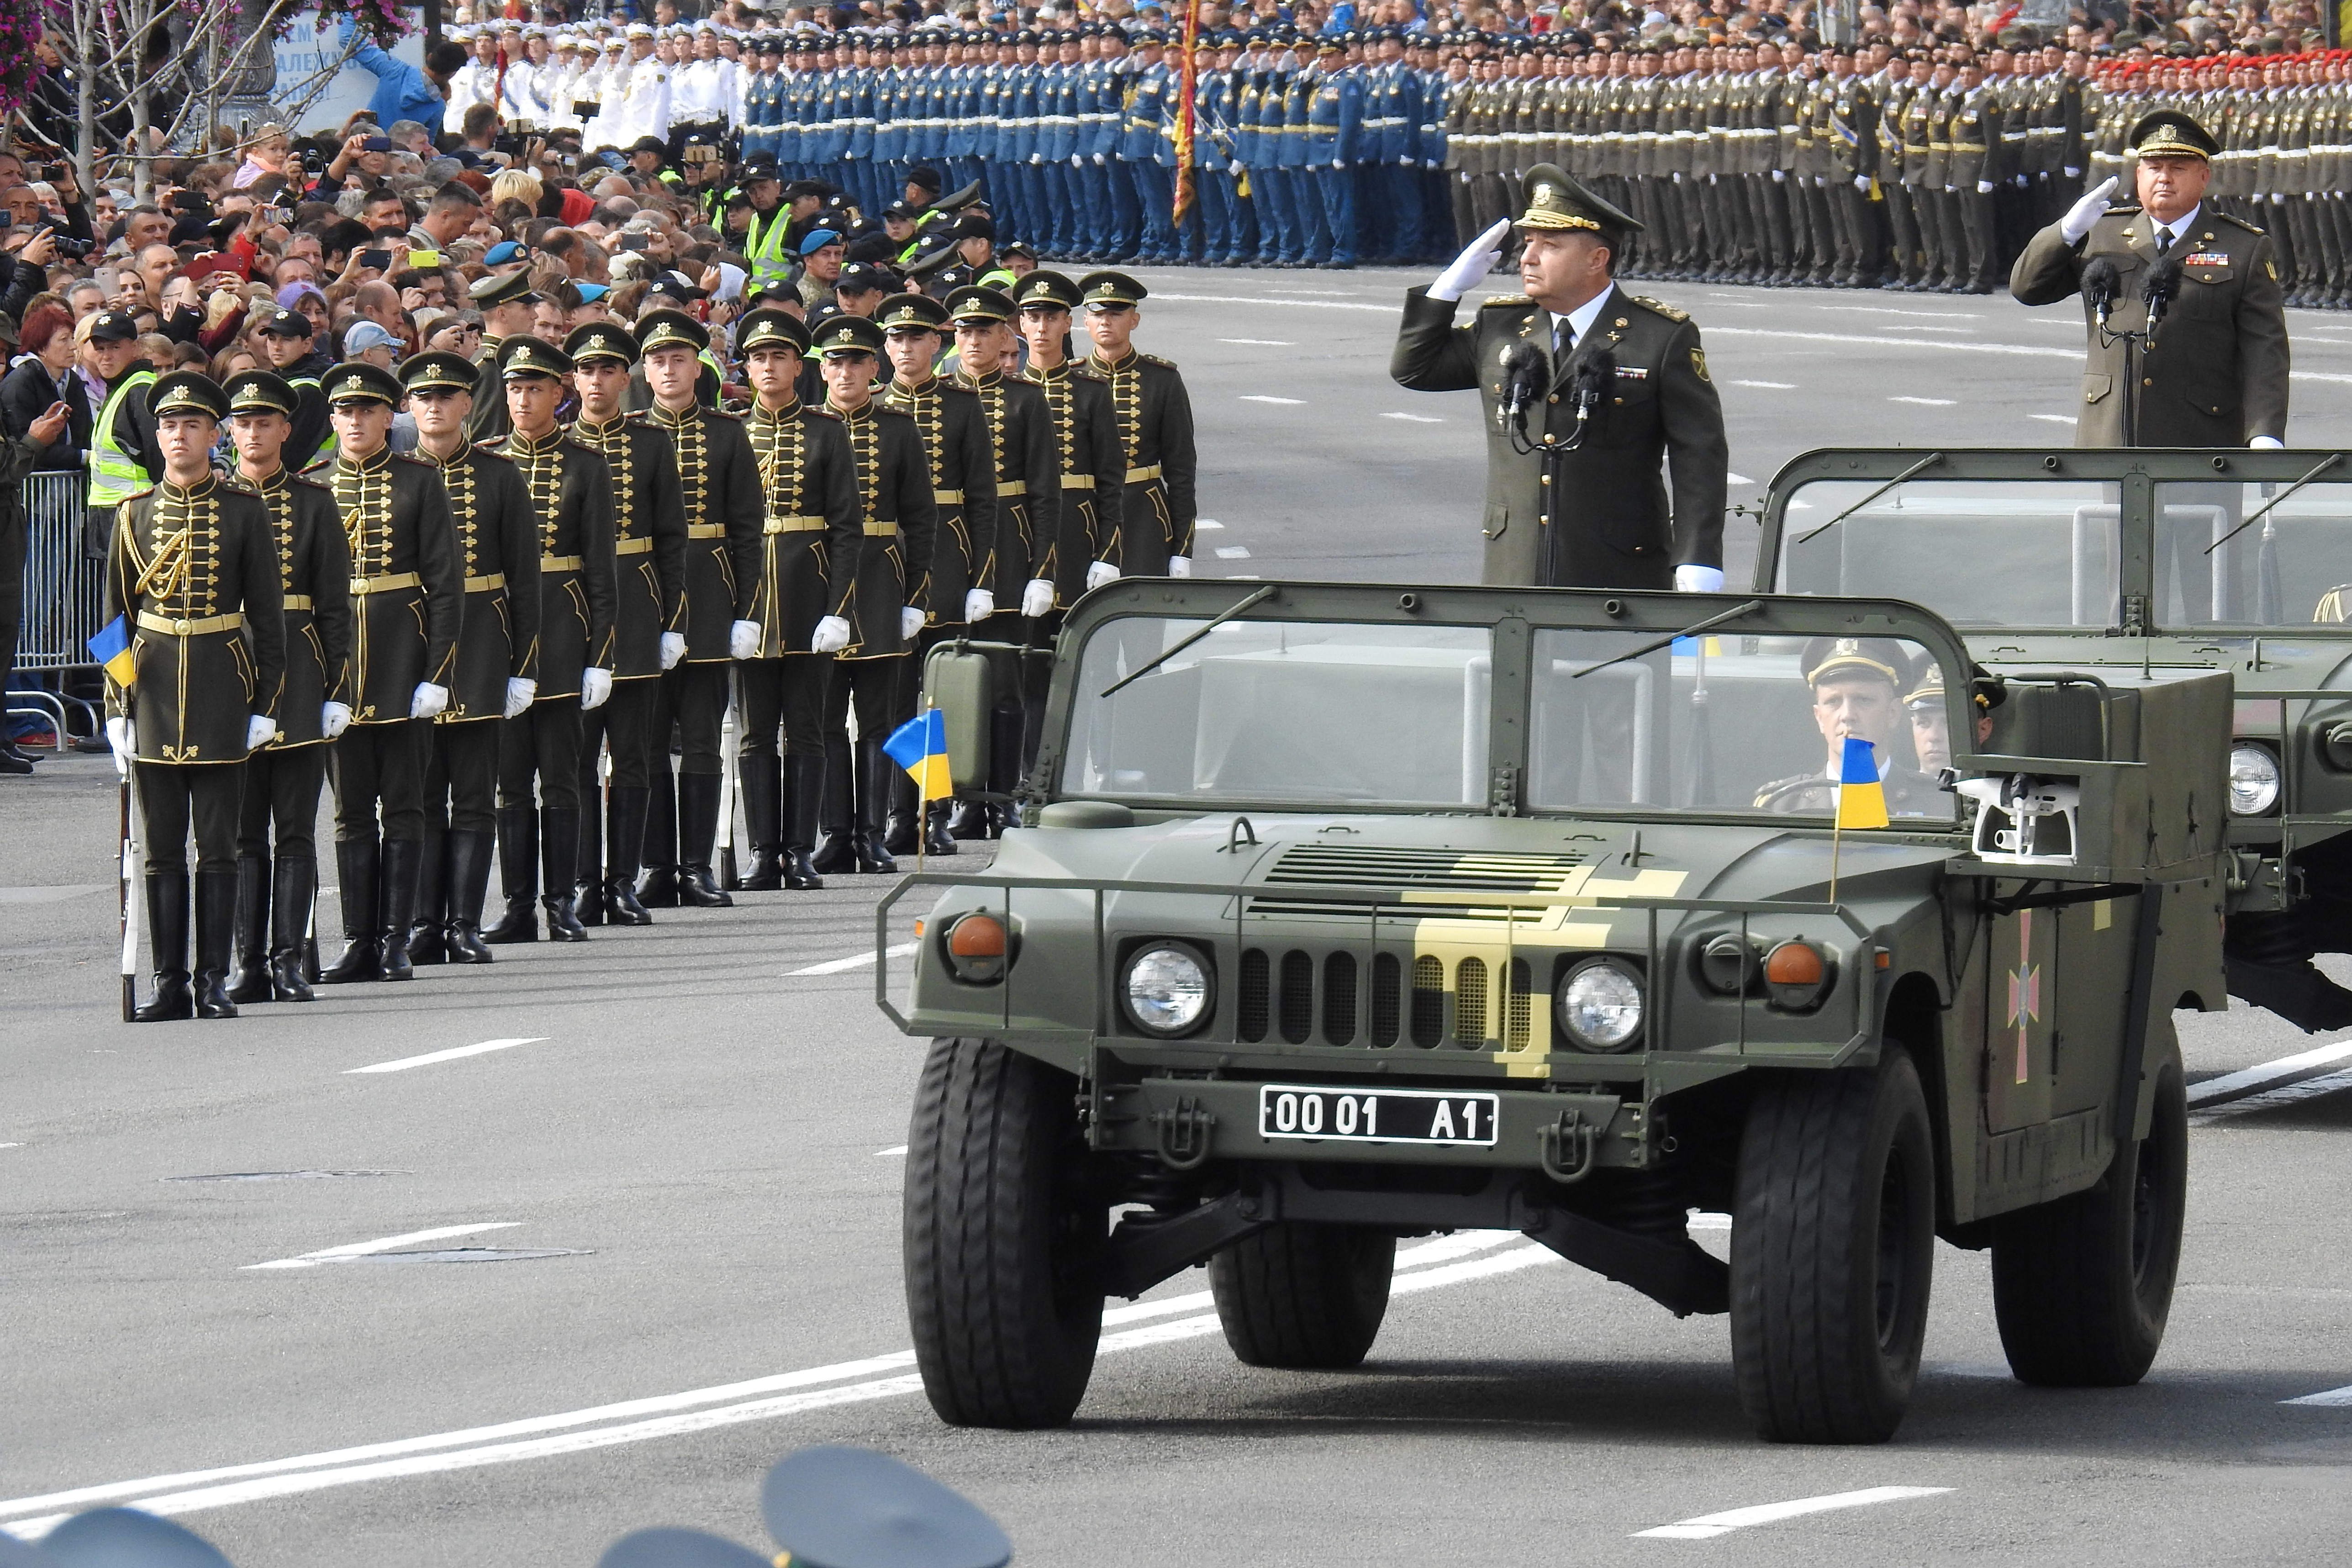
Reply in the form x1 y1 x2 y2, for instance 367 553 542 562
1247 844 1595 920
1233 946 1496 1051
1371 953 1402 1045
1279 951 1315 1043
1411 956 1446 1047
1456 958 1489 1042
1238 949 1270 1041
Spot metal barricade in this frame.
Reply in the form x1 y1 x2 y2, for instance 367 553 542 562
8 471 105 749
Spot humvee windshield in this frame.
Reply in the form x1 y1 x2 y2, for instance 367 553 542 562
1061 615 1956 821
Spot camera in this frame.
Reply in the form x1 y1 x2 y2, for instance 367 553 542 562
52 235 94 259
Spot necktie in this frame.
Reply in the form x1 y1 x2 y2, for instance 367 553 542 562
2155 227 2173 256
1553 317 1572 364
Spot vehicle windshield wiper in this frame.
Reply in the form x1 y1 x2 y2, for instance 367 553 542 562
1793 451 1945 545
1572 599 1765 680
2204 452 2343 555
1099 583 1280 699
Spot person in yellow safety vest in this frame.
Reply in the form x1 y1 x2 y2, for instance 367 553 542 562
80 311 160 559
739 158 795 282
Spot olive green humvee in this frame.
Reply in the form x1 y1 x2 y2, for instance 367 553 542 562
881 581 2225 1444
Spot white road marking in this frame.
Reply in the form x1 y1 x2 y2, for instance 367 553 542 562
1728 380 1794 389
1238 395 1304 405
1215 546 1253 559
1890 396 1956 406
1216 338 1295 345
1825 306 1987 322
873 1146 908 1159
2029 413 2079 424
1381 411 1445 423
2192 1066 2352 1122
0 1236 1552 1539
2186 1040 2352 1106
0 1143 20 1150
346 1038 549 1075
0 885 105 904
244 1224 521 1272
2283 1383 2352 1407
1195 518 1225 530
1725 472 1756 486
1685 1212 1731 1232
788 943 918 977
1634 1485 1953 1540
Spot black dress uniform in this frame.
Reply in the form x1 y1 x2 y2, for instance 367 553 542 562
485 336 618 945
105 372 287 1022
1076 272 1199 575
401 352 541 968
565 322 691 927
1752 638 1944 817
317 363 462 986
1389 165 1730 590
220 372 354 1009
636 310 764 909
736 309 860 892
1008 271 1126 610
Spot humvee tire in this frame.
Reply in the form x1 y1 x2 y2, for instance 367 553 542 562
1990 1027 2188 1388
1210 1225 1397 1369
903 1038 1106 1427
1730 1054 1937 1444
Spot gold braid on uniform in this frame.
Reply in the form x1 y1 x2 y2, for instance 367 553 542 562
506 427 565 554
332 449 394 576
1032 363 1077 583
252 469 297 594
572 417 639 541
958 370 1007 587
749 400 809 648
829 398 880 644
887 380 945 490
428 440 484 572
650 402 707 522
137 479 218 612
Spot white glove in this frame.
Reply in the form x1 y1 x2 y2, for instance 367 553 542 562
245 714 279 751
1429 216 1511 302
964 588 995 621
2064 166 2081 178
659 630 687 669
1029 153 1043 164
1230 160 1245 176
1086 560 1120 591
1022 577 1056 618
1674 564 1726 593
2251 435 2286 450
728 619 761 659
1071 154 1082 166
811 614 851 654
1976 180 1995 195
503 677 536 719
901 606 926 639
1093 152 1106 165
1771 168 1786 182
2060 174 2118 243
409 682 449 720
320 701 353 739
105 714 135 766
1332 158 1346 170
1168 555 1192 578
580 668 612 711
1856 175 1872 191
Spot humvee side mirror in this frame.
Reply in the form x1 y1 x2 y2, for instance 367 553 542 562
924 643 994 795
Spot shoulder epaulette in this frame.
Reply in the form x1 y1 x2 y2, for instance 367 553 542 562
805 405 843 421
300 456 336 476
1477 293 1532 308
394 452 434 468
2215 210 2267 236
121 485 156 505
1630 295 1690 322
471 444 516 466
1140 352 1178 370
220 473 258 493
290 473 333 492
704 406 742 422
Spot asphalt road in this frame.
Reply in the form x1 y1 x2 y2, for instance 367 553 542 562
7 266 2352 1567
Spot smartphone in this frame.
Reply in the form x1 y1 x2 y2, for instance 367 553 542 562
360 249 392 271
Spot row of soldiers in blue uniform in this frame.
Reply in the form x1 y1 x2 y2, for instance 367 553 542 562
735 24 1463 269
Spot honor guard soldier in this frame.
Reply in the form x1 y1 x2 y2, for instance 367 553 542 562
2011 110 2289 449
808 313 935 876
566 322 691 926
484 336 617 944
879 290 996 856
1075 270 1197 579
636 308 763 909
316 362 462 985
104 372 287 1022
736 308 860 892
1390 168 1730 591
1753 638 1945 816
401 350 541 966
464 269 545 443
219 370 353 1008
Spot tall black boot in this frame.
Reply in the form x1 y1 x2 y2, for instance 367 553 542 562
924 798 959 857
946 795 992 840
132 871 194 1022
810 736 858 874
675 772 734 907
540 807 590 940
738 755 784 891
574 788 606 927
224 852 273 1003
407 830 449 963
269 855 317 1002
193 868 241 1019
321 838 381 982
784 753 826 890
637 764 680 908
855 737 899 874
444 829 497 963
883 766 919 856
604 786 654 924
376 838 421 981
482 805 539 943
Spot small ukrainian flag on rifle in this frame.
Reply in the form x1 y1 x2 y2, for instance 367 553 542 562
87 617 136 686
1835 736 1889 830
883 708 951 801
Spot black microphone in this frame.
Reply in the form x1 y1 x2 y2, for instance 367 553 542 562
1499 341 1541 432
2082 255 2120 332
2143 254 2183 334
1570 346 1617 426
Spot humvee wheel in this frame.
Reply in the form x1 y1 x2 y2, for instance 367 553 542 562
1990 1030 2188 1388
903 1038 1106 1428
1210 1224 1397 1369
1730 1053 1936 1444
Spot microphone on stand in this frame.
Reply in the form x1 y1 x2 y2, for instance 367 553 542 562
2142 254 2183 342
1499 342 1542 440
2082 255 2120 334
1564 347 1616 446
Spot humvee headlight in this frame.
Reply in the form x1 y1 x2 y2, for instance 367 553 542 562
1764 940 1834 1012
1556 959 1644 1051
943 912 1009 985
1123 944 1212 1036
2229 743 2281 815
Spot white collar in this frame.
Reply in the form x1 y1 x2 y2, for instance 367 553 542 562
2151 203 2202 245
1549 282 1617 353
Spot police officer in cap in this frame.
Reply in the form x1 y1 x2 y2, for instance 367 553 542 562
1390 166 1730 591
1753 638 1944 816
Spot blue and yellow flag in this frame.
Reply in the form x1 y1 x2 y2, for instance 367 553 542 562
1835 736 1889 829
883 708 951 802
87 617 135 686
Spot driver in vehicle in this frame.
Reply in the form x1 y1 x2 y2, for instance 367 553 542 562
1755 638 1944 815
1904 658 2003 775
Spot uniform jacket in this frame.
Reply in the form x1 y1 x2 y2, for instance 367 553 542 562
744 397 860 656
320 446 461 724
1025 361 1126 607
490 428 617 699
1080 348 1197 574
243 466 353 748
570 414 689 679
882 375 998 625
827 398 936 660
645 402 764 661
417 438 540 720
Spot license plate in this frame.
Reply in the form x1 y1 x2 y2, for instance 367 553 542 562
1257 1084 1500 1146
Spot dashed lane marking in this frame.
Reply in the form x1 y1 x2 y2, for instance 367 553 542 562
1216 338 1296 345
1728 380 1794 389
1634 1485 1954 1540
873 1146 908 1159
787 943 918 977
1725 472 1756 486
346 1038 549 1075
2284 1383 2352 1406
1195 518 1224 530
1381 412 1445 423
1215 546 1252 559
244 1224 522 1272
2029 413 2079 424
2187 1040 2352 1107
1890 396 1956 406
1238 395 1304 405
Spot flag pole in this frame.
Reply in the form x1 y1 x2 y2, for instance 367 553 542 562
1829 814 1842 907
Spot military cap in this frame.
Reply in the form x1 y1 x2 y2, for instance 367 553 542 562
811 314 886 358
1078 269 1147 310
1799 636 1909 691
760 1447 1012 1568
1317 36 1344 52
739 309 811 355
255 306 316 338
800 227 847 255
1516 162 1644 236
879 292 949 333
629 135 670 157
498 335 573 380
998 240 1038 264
1012 269 1082 311
636 308 710 354
322 361 404 407
741 156 782 182
223 369 298 417
835 260 894 296
469 268 538 308
566 321 639 366
148 370 229 422
85 309 140 344
944 284 1016 324
398 350 479 394
1906 657 2006 713
2130 109 2219 161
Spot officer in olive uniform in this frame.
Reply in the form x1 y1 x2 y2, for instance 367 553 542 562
1752 638 1944 816
1075 270 1197 579
2011 110 2290 449
220 370 353 1008
400 350 540 967
464 268 543 443
105 372 287 1022
316 362 462 986
1390 165 1729 591
737 308 860 892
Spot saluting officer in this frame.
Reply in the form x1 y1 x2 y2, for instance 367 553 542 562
316 362 462 986
105 372 287 1023
401 350 540 967
220 370 353 1008
1076 270 1197 579
736 308 860 892
1390 167 1729 592
1753 638 1945 817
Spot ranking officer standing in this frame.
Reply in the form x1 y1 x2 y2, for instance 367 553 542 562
2010 110 2290 449
1390 168 1730 591
1076 270 1197 580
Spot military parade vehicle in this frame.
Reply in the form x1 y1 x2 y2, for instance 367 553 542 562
878 577 2225 1444
1763 445 2352 1033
